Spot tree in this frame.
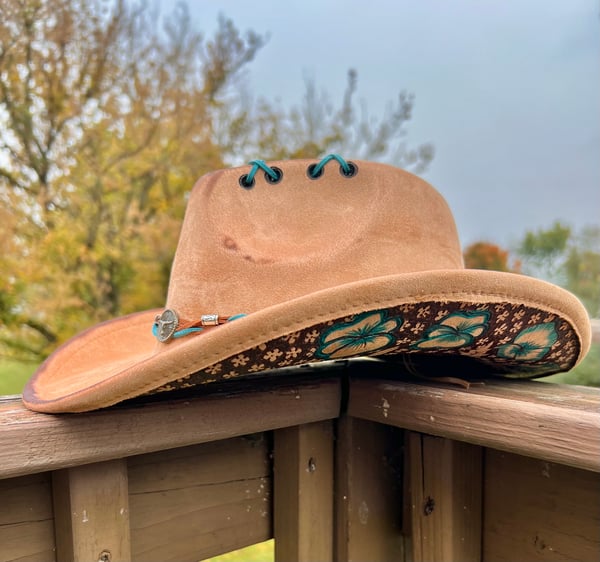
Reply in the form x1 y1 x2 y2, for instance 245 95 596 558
213 68 434 171
517 222 600 317
0 0 431 361
562 226 600 318
517 221 571 282
0 0 262 358
463 241 521 273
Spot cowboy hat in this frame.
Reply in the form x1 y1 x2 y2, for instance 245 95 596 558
22 156 591 413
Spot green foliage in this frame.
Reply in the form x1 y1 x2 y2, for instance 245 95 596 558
0 0 234 358
517 221 572 294
519 221 571 268
0 0 430 362
562 226 600 318
517 222 600 317
204 540 273 562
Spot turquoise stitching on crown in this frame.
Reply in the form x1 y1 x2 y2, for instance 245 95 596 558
246 159 280 183
242 154 354 187
309 154 353 177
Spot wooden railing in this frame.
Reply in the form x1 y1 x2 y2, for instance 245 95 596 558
1 361 599 562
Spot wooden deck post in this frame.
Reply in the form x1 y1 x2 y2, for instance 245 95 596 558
52 459 131 562
273 421 334 562
334 416 405 562
407 432 482 562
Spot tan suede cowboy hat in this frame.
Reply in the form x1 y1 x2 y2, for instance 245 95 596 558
23 156 591 413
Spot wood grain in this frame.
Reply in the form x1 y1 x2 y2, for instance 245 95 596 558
334 416 405 562
128 435 271 562
0 376 340 480
274 421 334 562
348 378 600 472
53 459 131 562
483 449 600 561
407 433 482 562
0 473 56 562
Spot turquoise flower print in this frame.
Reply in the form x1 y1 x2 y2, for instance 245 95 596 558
411 310 490 350
497 323 558 362
316 311 401 359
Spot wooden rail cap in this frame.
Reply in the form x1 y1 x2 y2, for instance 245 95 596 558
0 375 341 480
348 376 600 472
1 363 600 479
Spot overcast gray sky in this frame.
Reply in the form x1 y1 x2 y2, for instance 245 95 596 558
189 0 599 248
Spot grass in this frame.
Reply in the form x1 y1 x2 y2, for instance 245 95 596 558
541 342 599 387
0 359 37 395
203 540 273 562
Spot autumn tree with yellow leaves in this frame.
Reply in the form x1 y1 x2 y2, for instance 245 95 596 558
0 0 432 360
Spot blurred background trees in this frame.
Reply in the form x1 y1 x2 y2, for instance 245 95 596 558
0 0 432 361
463 241 521 273
0 0 597 387
517 222 600 318
464 224 600 320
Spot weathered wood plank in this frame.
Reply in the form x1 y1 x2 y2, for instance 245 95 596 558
128 435 271 562
53 458 131 562
274 421 334 562
0 376 340 480
0 473 56 562
348 378 600 472
334 416 404 562
407 433 482 562
483 449 600 561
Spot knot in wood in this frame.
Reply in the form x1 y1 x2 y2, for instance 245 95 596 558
423 496 435 516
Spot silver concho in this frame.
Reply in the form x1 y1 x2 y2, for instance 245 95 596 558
154 309 179 343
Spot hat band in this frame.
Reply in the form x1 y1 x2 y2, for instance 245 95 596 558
153 309 246 343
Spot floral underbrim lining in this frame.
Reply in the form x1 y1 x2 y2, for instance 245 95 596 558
150 300 580 394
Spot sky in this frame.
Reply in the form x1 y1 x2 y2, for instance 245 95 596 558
186 0 599 248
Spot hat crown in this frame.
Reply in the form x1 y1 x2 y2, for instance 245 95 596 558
167 159 463 316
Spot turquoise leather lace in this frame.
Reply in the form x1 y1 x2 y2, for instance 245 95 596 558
239 153 357 188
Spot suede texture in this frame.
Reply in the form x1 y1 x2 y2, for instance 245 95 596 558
167 160 463 317
22 160 592 413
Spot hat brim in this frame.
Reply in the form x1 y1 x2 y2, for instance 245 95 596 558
23 270 591 413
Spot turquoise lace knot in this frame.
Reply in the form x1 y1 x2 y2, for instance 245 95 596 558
240 160 283 188
307 154 355 178
239 153 356 188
